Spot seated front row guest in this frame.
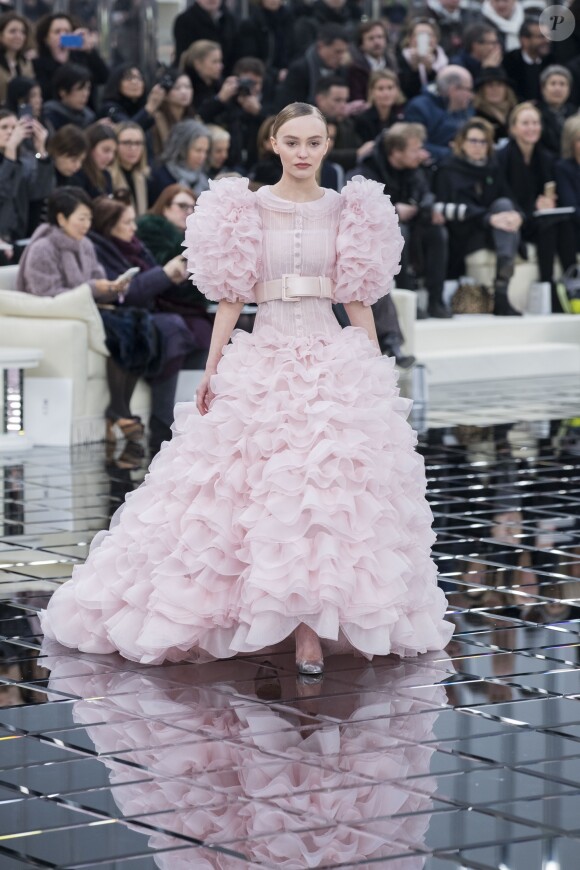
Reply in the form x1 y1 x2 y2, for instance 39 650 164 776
148 119 211 202
538 65 577 157
75 123 117 198
433 117 522 316
43 62 95 131
16 187 149 439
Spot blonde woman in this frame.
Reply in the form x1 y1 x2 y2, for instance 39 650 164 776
205 123 232 178
110 121 149 216
41 101 453 673
354 70 406 143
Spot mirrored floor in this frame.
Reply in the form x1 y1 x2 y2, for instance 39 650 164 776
2 375 580 869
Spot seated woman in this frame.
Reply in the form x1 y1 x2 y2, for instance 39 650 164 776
396 18 448 100
497 101 578 309
136 183 195 264
472 66 517 142
148 119 210 202
354 70 406 143
98 63 165 131
538 65 577 156
434 117 522 316
89 192 202 449
555 115 580 256
110 121 149 216
75 122 117 198
205 124 232 179
0 108 53 260
47 124 87 185
150 68 196 159
16 186 150 440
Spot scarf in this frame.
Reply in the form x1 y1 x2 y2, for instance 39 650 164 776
111 235 152 272
427 0 461 22
166 161 208 195
481 0 525 51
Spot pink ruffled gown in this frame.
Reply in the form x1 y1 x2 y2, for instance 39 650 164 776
40 176 454 664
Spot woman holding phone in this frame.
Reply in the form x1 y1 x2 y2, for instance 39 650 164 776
33 13 109 103
0 12 34 104
396 19 448 100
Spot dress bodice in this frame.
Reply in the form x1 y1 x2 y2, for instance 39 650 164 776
253 185 343 339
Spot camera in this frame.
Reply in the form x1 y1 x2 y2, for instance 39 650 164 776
237 77 254 97
159 73 175 92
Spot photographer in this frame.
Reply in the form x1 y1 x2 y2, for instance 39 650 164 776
33 13 108 104
197 57 266 171
98 64 166 131
354 122 451 318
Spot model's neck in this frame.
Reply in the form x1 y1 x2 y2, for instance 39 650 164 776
272 175 323 202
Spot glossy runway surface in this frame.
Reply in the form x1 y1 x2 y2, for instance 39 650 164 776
2 375 580 868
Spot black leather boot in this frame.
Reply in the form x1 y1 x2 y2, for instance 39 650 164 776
493 281 521 316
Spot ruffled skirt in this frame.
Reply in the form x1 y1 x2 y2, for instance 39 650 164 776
40 324 454 664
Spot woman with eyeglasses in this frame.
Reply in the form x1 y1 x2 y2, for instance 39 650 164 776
110 121 149 216
136 184 196 265
434 117 522 315
98 64 166 131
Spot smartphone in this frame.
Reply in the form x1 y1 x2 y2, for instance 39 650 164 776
544 181 556 198
116 266 140 283
17 103 33 119
60 33 84 48
416 31 430 57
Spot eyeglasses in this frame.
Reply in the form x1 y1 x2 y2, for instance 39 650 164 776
172 201 195 211
119 140 144 147
465 137 488 145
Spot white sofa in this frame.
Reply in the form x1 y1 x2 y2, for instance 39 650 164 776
0 263 417 443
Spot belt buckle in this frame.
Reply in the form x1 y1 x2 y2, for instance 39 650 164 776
319 277 331 299
282 273 299 302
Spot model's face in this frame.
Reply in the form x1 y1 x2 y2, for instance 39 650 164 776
371 78 398 109
58 203 92 241
511 108 542 146
461 127 490 162
167 75 194 108
119 68 145 100
61 81 91 111
210 138 229 168
46 17 72 52
0 114 16 150
117 128 145 169
542 74 570 107
163 192 196 230
271 115 329 179
361 25 386 58
186 136 209 170
92 138 117 170
481 80 507 104
316 85 349 122
54 152 85 177
197 49 223 81
111 206 137 242
0 19 27 52
317 38 348 69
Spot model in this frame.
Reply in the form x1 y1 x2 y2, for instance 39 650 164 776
40 102 454 673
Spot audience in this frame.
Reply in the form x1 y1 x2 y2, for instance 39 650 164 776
502 18 552 101
0 12 34 104
450 22 503 79
46 124 87 186
205 124 232 178
315 75 371 171
397 17 448 100
248 114 281 186
75 122 117 197
173 0 238 73
98 64 165 130
555 116 580 253
137 184 196 265
5 75 43 124
276 23 348 107
43 63 95 130
110 121 149 216
149 119 210 201
33 12 108 102
16 187 147 440
404 65 474 162
481 0 525 52
238 0 295 105
433 117 522 315
150 69 196 158
419 0 473 57
347 20 395 102
179 39 224 108
354 122 451 319
472 67 517 142
538 65 577 156
353 70 405 143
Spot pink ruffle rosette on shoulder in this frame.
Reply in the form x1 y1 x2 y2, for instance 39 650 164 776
183 176 262 303
334 175 404 306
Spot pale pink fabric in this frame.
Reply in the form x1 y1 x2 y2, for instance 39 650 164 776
40 176 454 664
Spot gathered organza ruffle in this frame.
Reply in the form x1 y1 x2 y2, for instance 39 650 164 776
40 324 453 665
333 175 404 307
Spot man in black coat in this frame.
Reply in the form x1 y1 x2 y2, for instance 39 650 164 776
503 18 553 101
173 0 239 72
355 122 451 318
275 23 348 109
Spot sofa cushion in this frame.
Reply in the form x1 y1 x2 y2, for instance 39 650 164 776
0 284 109 356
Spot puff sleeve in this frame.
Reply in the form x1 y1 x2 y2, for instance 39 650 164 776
183 176 262 303
334 175 404 306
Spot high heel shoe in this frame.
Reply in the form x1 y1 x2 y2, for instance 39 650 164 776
296 659 324 677
105 416 145 443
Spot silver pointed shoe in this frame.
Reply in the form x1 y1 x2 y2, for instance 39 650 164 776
296 659 324 676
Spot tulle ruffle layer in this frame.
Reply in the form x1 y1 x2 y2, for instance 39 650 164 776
40 325 453 664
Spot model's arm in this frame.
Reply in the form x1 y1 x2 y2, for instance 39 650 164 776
196 300 245 415
343 301 380 350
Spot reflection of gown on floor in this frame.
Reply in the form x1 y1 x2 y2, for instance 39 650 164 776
43 648 451 868
40 176 454 665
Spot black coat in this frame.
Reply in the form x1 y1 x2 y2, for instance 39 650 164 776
238 4 295 73
496 139 555 223
275 50 347 109
33 49 109 103
539 101 578 156
292 0 359 51
502 49 554 102
197 98 265 170
355 138 433 208
353 104 406 144
173 2 238 72
554 158 580 225
433 154 517 227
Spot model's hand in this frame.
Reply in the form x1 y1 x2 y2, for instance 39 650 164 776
196 370 216 415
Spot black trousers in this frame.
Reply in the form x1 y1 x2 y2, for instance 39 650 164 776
398 221 448 305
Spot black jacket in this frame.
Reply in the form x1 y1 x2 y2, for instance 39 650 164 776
238 4 295 73
173 2 238 72
539 101 578 156
353 104 405 144
433 154 518 226
355 137 433 209
0 153 54 241
33 49 109 103
496 139 555 219
502 49 554 102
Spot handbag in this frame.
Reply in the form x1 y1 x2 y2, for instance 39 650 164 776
99 306 162 376
556 265 580 314
451 279 494 315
